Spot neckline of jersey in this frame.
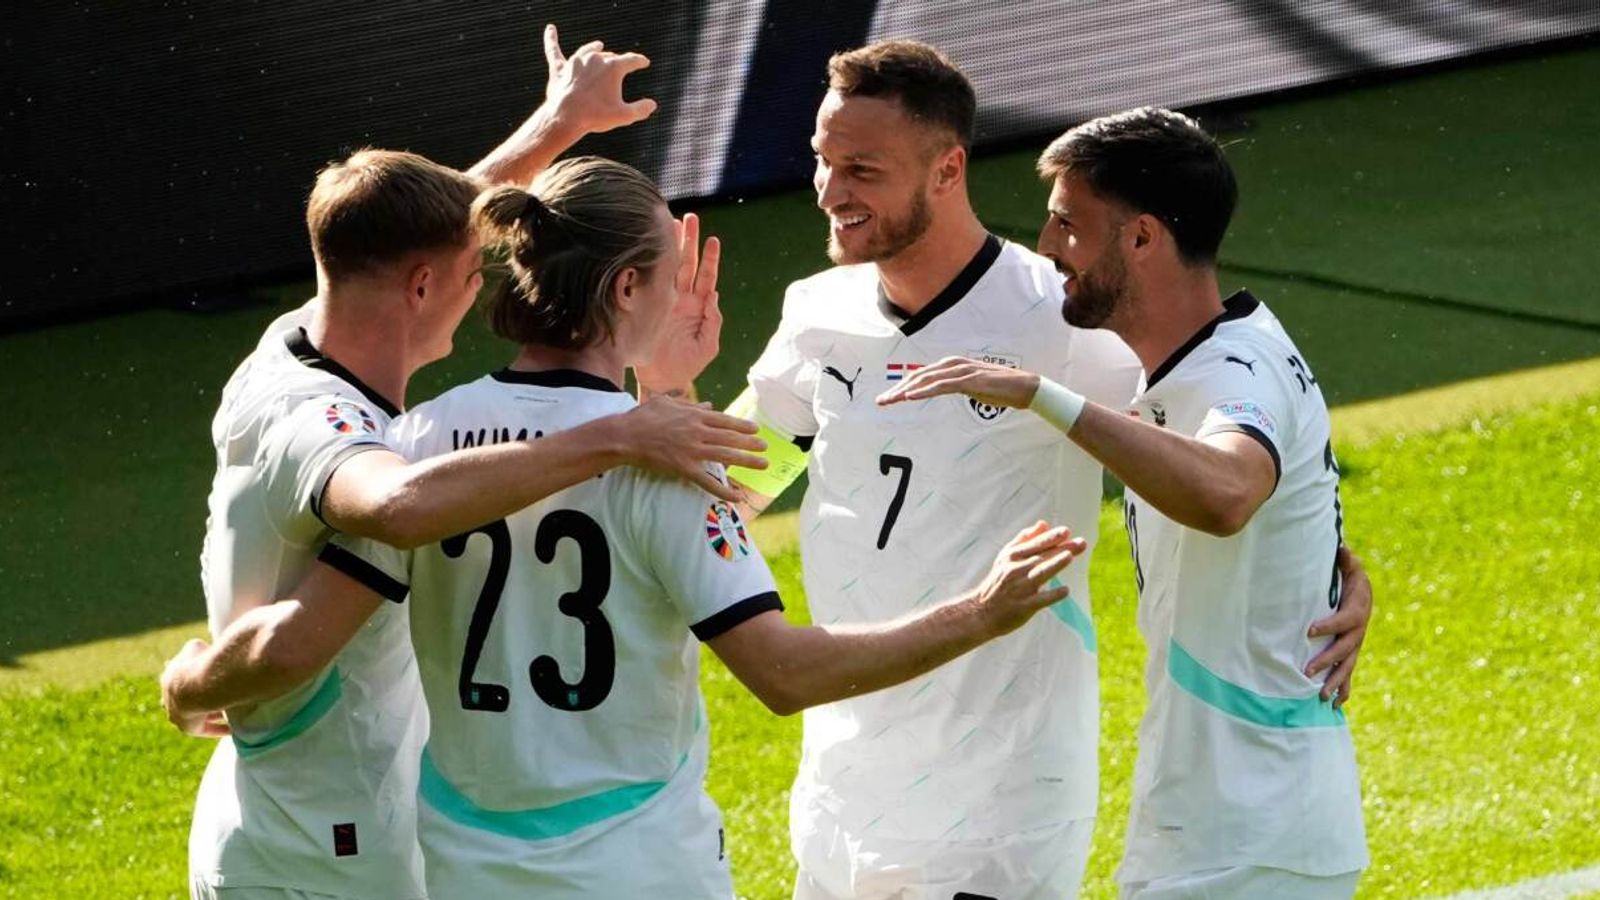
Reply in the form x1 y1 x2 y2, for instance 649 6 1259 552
283 327 402 417
491 367 625 393
1144 289 1261 391
876 233 1003 337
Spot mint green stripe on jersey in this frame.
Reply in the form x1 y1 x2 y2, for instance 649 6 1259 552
419 748 670 841
1167 639 1345 729
1047 578 1096 653
232 667 343 758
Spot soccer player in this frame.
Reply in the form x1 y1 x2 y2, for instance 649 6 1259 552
640 41 1371 900
878 107 1370 898
166 28 770 900
303 155 1091 899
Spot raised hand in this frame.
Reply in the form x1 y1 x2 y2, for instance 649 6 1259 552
543 23 658 136
617 395 766 502
876 356 1042 410
972 522 1087 636
635 213 723 396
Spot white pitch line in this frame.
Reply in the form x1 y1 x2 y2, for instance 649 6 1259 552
1433 864 1600 900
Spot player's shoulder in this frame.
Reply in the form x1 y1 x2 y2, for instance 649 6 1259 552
982 240 1063 298
386 372 513 455
782 263 879 316
218 336 368 437
1202 293 1302 371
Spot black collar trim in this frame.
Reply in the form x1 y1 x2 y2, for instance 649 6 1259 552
491 368 626 393
1145 290 1261 390
283 328 402 417
878 233 1003 337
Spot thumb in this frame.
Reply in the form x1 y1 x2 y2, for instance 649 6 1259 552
626 98 658 123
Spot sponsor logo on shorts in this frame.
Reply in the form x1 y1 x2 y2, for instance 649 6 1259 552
325 401 378 435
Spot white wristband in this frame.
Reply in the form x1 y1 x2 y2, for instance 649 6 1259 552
1029 377 1087 434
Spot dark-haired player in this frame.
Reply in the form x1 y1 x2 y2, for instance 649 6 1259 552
881 107 1370 899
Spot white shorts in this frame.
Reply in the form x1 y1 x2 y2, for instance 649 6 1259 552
418 777 732 900
1119 866 1360 900
793 817 1094 900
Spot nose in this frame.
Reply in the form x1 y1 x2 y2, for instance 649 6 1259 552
815 162 845 212
1036 217 1053 255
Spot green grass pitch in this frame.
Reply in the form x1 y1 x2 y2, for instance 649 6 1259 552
3 390 1598 898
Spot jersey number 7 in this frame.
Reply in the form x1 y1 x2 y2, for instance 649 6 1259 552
442 511 617 714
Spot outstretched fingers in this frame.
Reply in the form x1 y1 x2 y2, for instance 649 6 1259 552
676 213 701 295
1027 541 1087 584
1007 524 1072 561
695 235 722 303
877 359 971 404
543 23 565 68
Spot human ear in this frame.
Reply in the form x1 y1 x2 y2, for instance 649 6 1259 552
406 263 432 311
612 267 639 312
1130 214 1161 253
932 144 966 195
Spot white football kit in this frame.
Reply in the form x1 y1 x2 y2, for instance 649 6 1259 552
1117 291 1368 894
190 305 426 899
324 368 782 900
745 236 1140 898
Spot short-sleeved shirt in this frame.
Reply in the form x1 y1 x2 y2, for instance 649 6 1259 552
747 236 1142 842
192 306 426 898
324 369 780 864
1118 291 1368 882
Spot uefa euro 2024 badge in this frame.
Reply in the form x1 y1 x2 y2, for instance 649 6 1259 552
325 400 378 435
704 501 752 561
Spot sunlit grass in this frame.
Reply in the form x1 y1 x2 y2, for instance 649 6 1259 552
6 394 1594 898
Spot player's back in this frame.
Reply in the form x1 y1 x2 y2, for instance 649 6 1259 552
192 305 426 899
337 368 778 898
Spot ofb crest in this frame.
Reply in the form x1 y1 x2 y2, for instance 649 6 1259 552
966 351 1022 423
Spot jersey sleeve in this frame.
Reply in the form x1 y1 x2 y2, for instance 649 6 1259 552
627 468 783 642
309 406 437 603
1191 352 1298 485
745 283 821 443
260 395 390 541
319 532 412 604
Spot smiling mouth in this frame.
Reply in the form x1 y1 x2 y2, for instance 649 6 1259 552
831 212 870 231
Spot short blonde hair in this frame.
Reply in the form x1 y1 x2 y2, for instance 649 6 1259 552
306 149 482 283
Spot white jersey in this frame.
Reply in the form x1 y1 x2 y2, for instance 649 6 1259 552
325 368 781 899
191 305 426 898
748 236 1141 842
1118 291 1367 882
